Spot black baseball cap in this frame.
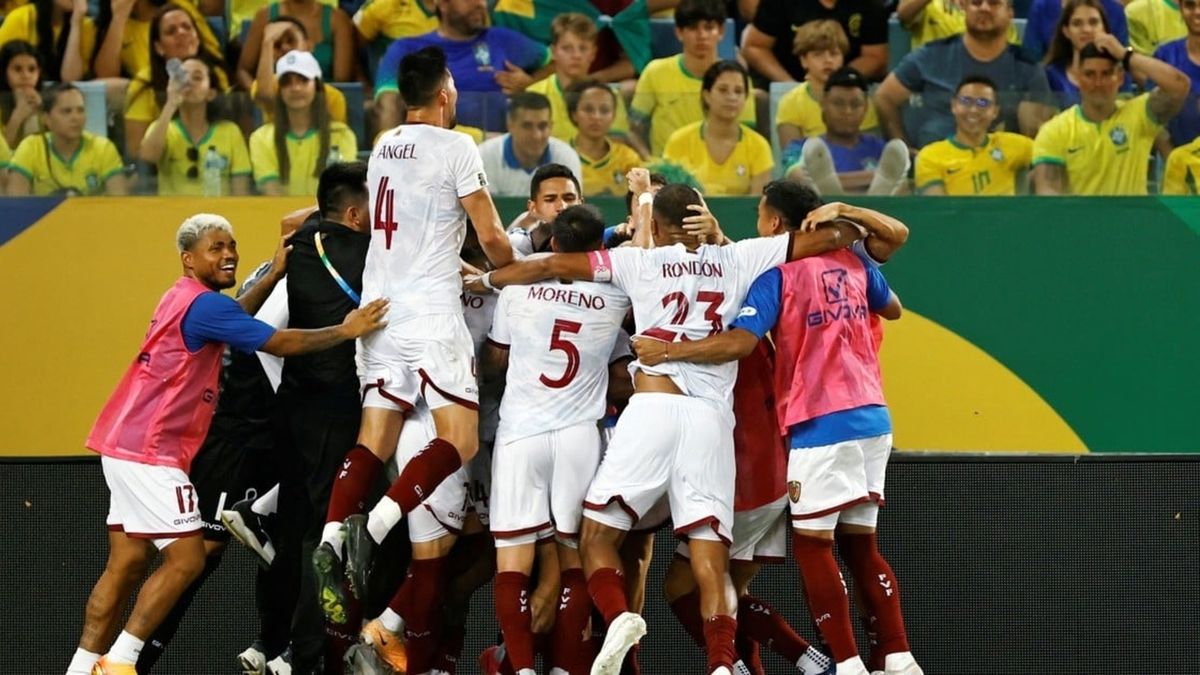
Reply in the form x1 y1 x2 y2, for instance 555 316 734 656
826 66 869 91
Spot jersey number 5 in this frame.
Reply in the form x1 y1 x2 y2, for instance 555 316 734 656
540 318 582 389
374 176 398 249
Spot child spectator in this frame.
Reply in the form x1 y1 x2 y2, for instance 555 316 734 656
249 50 356 195
250 16 346 122
140 57 252 195
567 79 642 196
776 20 879 149
1044 0 1131 107
631 0 756 156
93 0 221 79
662 60 772 196
0 0 94 83
7 83 127 195
1 40 44 148
238 0 355 87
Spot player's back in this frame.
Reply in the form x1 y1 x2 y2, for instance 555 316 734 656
599 236 789 407
492 277 631 444
362 124 490 323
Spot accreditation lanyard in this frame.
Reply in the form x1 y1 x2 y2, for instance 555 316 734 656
314 231 361 304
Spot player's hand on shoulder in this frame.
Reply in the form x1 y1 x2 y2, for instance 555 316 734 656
631 334 669 366
343 298 390 336
267 230 296 280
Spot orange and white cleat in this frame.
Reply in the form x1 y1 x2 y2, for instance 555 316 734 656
91 656 137 675
361 617 408 673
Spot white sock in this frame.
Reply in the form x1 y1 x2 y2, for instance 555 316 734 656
835 655 869 675
66 647 100 674
798 645 833 674
321 521 346 559
516 669 537 675
252 484 280 516
379 607 405 634
367 497 403 544
108 631 145 664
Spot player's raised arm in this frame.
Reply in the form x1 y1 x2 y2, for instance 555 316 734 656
461 189 515 268
799 201 910 262
466 251 596 292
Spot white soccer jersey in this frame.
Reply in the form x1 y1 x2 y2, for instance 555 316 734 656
590 236 791 407
462 289 501 443
362 124 490 322
490 278 632 444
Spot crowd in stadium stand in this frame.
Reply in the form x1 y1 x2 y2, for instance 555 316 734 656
1 0 1199 197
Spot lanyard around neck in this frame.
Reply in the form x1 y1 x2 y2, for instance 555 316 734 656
314 231 361 304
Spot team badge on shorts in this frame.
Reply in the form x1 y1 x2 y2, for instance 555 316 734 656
787 480 802 503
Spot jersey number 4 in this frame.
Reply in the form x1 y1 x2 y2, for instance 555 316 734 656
540 318 582 389
374 176 398 249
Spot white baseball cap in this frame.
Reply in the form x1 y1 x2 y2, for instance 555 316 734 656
275 50 321 80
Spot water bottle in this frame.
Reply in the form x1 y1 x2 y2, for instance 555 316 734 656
326 144 341 168
202 145 223 197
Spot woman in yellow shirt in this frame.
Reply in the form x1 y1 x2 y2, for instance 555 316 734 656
93 0 220 79
1 40 45 148
123 3 230 159
140 58 252 195
249 50 356 195
7 83 127 195
567 79 642 197
663 61 773 197
0 0 95 82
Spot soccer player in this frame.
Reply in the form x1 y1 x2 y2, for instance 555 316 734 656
312 45 514 628
69 214 387 675
508 163 584 254
484 204 633 675
630 191 918 675
465 183 901 675
915 75 1033 195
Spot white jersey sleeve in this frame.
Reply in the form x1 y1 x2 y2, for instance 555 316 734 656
487 288 513 346
609 328 633 364
494 280 632 443
731 234 791 280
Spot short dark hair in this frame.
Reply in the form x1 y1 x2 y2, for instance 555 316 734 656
826 66 868 92
42 82 80 113
652 183 702 229
956 74 998 95
508 91 552 117
624 172 668 215
762 180 823 231
1079 42 1118 64
317 161 369 218
529 163 581 201
398 46 449 108
675 0 726 28
700 60 749 113
552 204 606 253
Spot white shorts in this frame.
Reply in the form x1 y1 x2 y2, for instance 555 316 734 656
102 456 202 550
584 393 734 545
787 433 892 524
360 315 478 412
491 421 602 548
388 403 476 543
676 496 788 563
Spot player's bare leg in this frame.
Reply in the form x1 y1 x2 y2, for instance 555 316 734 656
581 517 645 675
685 536 738 675
619 530 655 614
835 521 921 675
68 532 152 673
363 534 457 673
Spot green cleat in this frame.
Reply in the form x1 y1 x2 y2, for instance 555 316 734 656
312 541 348 624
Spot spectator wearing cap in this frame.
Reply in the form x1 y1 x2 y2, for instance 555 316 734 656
783 66 908 195
250 50 357 195
238 0 355 88
875 0 1055 149
742 0 889 82
662 60 773 196
374 0 551 133
915 75 1033 195
1032 37 1189 194
249 16 347 123
1022 0 1127 61
1152 0 1200 148
478 92 583 197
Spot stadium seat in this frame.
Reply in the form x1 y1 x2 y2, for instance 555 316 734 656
768 81 799 178
74 80 108 139
333 81 368 152
649 18 738 61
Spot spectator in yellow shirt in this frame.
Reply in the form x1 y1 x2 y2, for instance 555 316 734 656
123 4 231 159
0 0 94 82
526 13 646 156
250 50 357 196
1162 135 1200 192
7 83 128 195
567 79 643 197
916 75 1033 194
140 58 252 195
776 20 880 149
1126 0 1187 53
1 40 45 148
92 0 220 79
0 127 10 192
663 60 773 196
1033 38 1190 194
353 0 437 43
249 16 346 122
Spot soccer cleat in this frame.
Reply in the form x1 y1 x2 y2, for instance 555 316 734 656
478 645 506 675
222 498 276 568
91 657 137 674
237 640 267 674
266 647 293 675
361 618 409 673
312 541 349 624
883 651 924 675
733 660 753 675
798 645 836 675
589 612 646 675
712 668 733 675
834 656 872 675
344 513 375 599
